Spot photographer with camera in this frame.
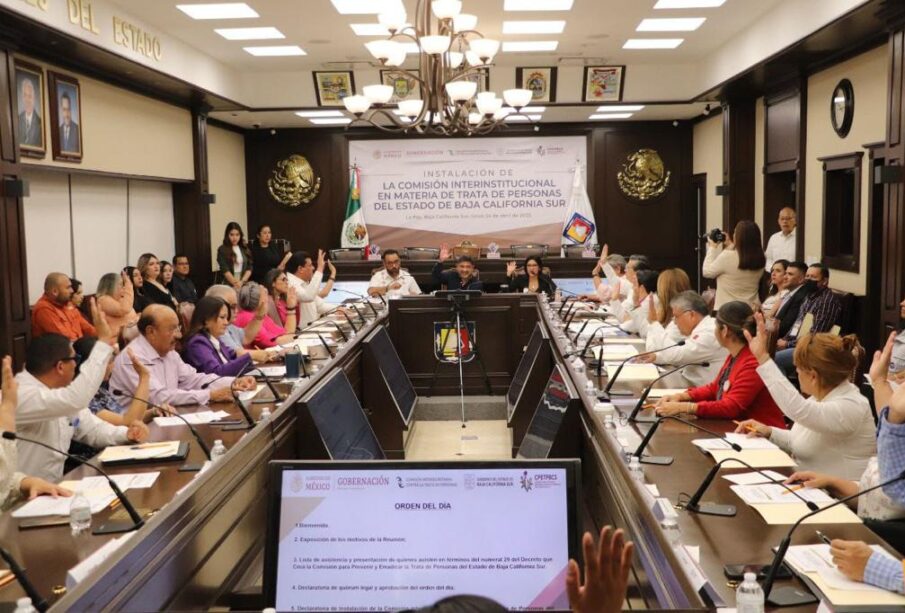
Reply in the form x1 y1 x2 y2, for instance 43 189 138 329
702 220 766 310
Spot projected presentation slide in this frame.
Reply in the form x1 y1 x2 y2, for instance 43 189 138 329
272 466 573 611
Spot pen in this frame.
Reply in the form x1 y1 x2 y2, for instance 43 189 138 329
815 530 832 545
129 442 173 450
781 484 804 495
732 420 758 433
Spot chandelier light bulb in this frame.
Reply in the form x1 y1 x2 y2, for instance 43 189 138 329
420 35 451 55
378 10 408 33
363 84 394 104
343 95 372 115
447 51 464 68
431 0 462 20
365 39 401 61
385 48 407 66
468 38 499 63
445 80 478 102
476 95 503 116
398 99 424 117
503 88 533 109
453 13 478 32
468 112 482 125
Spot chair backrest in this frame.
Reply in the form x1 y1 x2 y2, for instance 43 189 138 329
831 289 855 334
510 244 548 258
452 244 481 259
563 244 598 259
329 248 363 261
404 247 440 260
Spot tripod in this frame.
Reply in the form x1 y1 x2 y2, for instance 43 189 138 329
428 291 493 426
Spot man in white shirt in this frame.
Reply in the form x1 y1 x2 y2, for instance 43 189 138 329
763 207 797 271
16 333 148 482
368 249 420 298
641 291 727 387
286 250 335 326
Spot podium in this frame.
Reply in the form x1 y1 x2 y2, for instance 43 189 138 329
387 294 539 395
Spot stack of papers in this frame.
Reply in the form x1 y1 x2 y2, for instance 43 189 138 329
604 337 646 346
722 470 788 485
752 502 861 525
256 365 287 378
784 545 905 607
153 410 231 427
590 344 639 361
98 441 181 463
237 383 267 402
730 483 835 505
692 433 779 451
12 473 159 519
645 388 688 399
605 363 660 381
692 436 797 468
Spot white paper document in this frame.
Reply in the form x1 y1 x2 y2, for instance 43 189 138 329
692 433 779 452
590 344 639 361
605 363 660 381
257 365 288 378
8 472 160 519
730 483 835 505
722 470 788 485
153 410 230 427
98 441 181 463
787 544 899 593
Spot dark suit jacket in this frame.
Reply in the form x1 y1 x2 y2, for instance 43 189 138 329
17 112 42 147
60 121 80 152
431 262 483 291
775 286 808 339
509 273 557 297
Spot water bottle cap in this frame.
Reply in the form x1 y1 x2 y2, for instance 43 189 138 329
661 516 677 527
16 598 31 606
743 571 757 582
629 456 640 466
594 402 614 415
214 439 223 445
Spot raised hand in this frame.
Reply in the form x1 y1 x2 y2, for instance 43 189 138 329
316 249 326 272
0 356 17 433
90 297 116 345
743 311 770 364
327 260 337 277
506 261 517 277
566 525 633 613
869 330 896 385
439 244 451 262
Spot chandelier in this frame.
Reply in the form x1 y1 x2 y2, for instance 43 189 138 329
342 0 537 135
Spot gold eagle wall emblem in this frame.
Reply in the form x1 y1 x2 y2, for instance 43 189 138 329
267 154 322 207
617 148 671 201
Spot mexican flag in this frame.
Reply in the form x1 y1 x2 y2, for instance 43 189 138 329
341 166 369 248
560 164 597 249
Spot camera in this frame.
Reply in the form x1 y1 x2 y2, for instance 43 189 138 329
701 228 726 243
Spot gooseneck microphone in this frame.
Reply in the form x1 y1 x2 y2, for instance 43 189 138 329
315 332 336 358
760 470 905 607
628 361 709 423
337 309 360 333
571 313 621 341
683 456 818 517
111 391 211 471
558 296 579 316
603 341 686 390
220 363 257 431
246 367 286 401
579 322 626 370
2 432 144 535
0 545 47 612
331 288 381 316
632 414 741 465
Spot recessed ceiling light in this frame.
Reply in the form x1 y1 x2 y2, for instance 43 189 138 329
502 20 566 34
505 114 543 122
331 0 404 15
243 45 307 56
215 27 285 40
350 23 391 36
176 3 259 20
637 18 705 32
596 105 644 112
504 0 574 10
623 38 684 49
589 113 633 119
654 0 725 8
295 110 346 118
310 117 353 125
502 40 559 52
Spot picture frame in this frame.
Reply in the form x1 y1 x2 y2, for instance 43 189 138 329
582 65 626 103
47 71 83 162
312 71 355 107
13 60 46 159
461 66 489 94
379 69 422 104
516 66 557 103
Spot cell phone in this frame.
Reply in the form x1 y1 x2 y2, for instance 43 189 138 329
815 530 832 546
723 563 792 581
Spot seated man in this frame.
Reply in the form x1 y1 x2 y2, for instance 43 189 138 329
286 250 335 326
774 263 842 375
31 272 96 340
368 249 420 297
769 260 808 339
432 246 483 291
641 290 727 387
110 305 256 406
0 355 72 508
170 254 198 304
16 333 148 482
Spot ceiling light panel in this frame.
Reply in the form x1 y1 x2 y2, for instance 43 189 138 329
502 21 566 34
637 18 705 31
310 118 353 125
589 113 634 119
215 27 284 40
623 38 684 49
504 0 574 10
501 41 559 52
176 3 259 19
331 0 405 15
350 23 391 36
295 110 346 118
505 114 543 122
596 105 644 112
653 0 725 8
243 45 307 56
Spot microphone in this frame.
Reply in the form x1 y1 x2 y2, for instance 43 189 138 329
324 320 349 342
627 362 709 423
336 308 360 333
760 470 905 607
0 546 48 612
347 302 369 325
632 414 741 465
2 432 144 535
558 296 579 316
603 341 686 392
570 313 620 340
682 456 818 518
579 321 626 366
112 390 211 471
315 332 336 358
246 366 286 401
332 288 381 316
220 362 257 431
200 374 231 390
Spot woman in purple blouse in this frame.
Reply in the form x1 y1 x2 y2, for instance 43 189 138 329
183 296 253 376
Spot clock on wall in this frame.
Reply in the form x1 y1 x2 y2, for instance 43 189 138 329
830 78 854 138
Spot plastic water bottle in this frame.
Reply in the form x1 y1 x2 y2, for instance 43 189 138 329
210 440 227 462
69 489 91 535
736 572 765 613
259 407 272 422
660 517 682 547
570 356 586 374
628 456 645 483
13 598 36 613
602 414 618 433
584 379 597 396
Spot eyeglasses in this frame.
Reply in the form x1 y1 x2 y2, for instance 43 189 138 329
59 354 80 364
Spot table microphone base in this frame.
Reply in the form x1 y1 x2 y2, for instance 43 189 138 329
221 423 254 431
766 586 818 607
178 463 204 472
214 420 242 427
685 502 737 517
639 455 674 465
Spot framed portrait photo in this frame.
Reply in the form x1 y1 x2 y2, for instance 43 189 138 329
582 65 626 103
379 69 421 104
47 71 83 162
516 67 557 103
14 61 46 158
313 71 355 107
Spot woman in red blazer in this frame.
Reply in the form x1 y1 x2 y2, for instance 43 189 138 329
653 300 787 429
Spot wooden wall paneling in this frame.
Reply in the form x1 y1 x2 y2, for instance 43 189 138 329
721 99 756 232
882 27 905 340
173 108 214 290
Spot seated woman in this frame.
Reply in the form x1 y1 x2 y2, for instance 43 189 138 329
160 261 175 293
264 268 300 332
735 314 876 479
654 301 787 428
506 256 557 296
136 254 178 310
762 258 790 332
96 272 139 340
232 282 295 349
125 266 150 314
72 337 152 426
183 296 254 376
784 462 905 524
